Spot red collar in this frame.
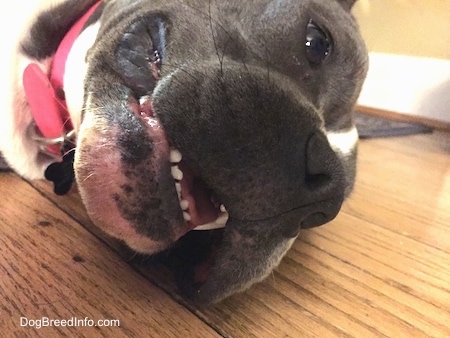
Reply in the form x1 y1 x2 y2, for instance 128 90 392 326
23 1 102 155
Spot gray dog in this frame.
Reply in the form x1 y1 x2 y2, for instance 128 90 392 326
0 0 367 303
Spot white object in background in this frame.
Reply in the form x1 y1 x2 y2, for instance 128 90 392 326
358 53 450 123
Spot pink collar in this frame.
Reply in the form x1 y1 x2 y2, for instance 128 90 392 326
23 1 102 155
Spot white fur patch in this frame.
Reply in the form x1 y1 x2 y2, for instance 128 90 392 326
64 22 101 132
326 126 359 156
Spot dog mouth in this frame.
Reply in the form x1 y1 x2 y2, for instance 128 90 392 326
129 95 228 232
128 94 228 289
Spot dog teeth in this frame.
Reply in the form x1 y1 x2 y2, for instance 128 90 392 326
193 211 228 231
170 148 182 163
139 95 151 105
168 149 225 228
171 165 183 181
180 200 189 210
183 212 192 221
175 182 182 193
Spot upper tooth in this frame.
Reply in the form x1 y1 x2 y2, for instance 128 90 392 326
183 212 192 221
180 200 189 210
171 165 183 181
220 204 227 213
175 182 182 193
170 148 182 163
139 95 151 105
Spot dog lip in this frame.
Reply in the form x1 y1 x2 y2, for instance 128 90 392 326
300 212 327 229
229 194 344 229
138 95 155 118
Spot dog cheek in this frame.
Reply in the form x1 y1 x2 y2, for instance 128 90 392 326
74 125 173 254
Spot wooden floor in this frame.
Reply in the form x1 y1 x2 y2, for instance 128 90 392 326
1 131 449 337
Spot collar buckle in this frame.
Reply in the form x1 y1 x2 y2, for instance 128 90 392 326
27 122 76 158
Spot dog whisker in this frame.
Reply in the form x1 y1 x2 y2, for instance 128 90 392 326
62 147 76 158
125 250 139 262
82 171 95 182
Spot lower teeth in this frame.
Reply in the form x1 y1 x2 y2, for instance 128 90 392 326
180 200 189 210
183 212 192 222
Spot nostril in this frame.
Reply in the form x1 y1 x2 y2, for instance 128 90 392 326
305 173 331 190
305 133 341 193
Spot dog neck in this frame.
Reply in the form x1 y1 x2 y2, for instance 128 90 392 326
22 1 102 156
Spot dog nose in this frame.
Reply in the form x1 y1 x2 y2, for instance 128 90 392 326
153 63 348 228
305 133 342 194
280 138 345 237
299 133 346 229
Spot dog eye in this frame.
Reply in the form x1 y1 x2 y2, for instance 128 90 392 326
305 21 331 64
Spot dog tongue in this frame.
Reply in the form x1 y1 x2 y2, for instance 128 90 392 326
178 161 220 229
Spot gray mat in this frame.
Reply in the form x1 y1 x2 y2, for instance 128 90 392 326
354 111 433 139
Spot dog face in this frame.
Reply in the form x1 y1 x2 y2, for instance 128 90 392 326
21 0 368 303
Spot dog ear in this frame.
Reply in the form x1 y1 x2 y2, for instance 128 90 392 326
338 0 358 10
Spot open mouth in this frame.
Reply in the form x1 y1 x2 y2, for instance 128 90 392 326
164 227 225 290
128 94 228 288
130 95 228 232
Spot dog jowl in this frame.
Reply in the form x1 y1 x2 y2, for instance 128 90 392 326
3 0 368 303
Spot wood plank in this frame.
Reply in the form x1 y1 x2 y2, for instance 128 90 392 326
348 133 450 249
0 173 220 337
7 131 450 337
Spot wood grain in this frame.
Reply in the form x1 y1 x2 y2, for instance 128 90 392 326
1 131 449 337
0 174 219 337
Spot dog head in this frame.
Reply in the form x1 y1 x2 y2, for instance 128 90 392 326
67 0 368 303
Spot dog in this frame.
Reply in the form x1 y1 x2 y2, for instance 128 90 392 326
0 0 368 303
